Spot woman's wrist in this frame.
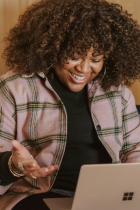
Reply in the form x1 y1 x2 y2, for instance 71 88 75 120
8 155 24 177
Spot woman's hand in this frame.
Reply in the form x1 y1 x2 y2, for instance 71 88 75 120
11 140 58 178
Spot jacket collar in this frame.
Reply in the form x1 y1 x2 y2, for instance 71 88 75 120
21 72 101 98
21 72 46 78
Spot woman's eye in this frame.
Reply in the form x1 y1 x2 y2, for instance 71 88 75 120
91 59 100 63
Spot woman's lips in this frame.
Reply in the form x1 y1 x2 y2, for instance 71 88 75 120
68 71 87 84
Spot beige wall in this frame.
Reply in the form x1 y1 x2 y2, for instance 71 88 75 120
0 0 140 103
0 0 37 75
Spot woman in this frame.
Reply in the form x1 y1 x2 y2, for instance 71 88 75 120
1 0 140 209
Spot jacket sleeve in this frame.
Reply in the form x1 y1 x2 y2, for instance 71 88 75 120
0 76 18 195
0 152 20 186
120 86 140 163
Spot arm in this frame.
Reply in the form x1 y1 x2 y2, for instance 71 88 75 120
0 75 18 194
120 86 140 163
0 76 58 195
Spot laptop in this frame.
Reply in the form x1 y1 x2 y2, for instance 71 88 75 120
43 163 140 210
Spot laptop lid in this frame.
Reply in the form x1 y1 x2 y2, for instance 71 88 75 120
44 163 140 210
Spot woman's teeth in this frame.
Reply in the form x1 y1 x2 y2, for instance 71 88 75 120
71 72 85 80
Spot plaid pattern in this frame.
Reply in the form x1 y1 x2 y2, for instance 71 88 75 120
0 70 140 209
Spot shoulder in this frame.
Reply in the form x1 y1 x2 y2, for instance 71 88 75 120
120 85 136 107
104 84 135 104
0 70 20 82
0 70 42 103
0 70 42 91
109 85 136 110
0 70 40 83
97 84 136 110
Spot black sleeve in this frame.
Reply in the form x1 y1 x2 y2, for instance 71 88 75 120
0 152 20 186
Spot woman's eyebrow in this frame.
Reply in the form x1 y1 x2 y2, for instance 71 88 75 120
92 51 103 55
92 54 104 58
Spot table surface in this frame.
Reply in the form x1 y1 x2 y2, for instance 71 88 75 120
12 191 69 210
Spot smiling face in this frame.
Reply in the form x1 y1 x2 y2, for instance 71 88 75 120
54 47 104 92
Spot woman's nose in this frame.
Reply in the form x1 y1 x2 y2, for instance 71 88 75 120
76 59 91 73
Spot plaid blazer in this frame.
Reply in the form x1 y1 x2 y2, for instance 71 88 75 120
0 70 140 209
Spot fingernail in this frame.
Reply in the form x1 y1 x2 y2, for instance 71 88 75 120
45 168 48 172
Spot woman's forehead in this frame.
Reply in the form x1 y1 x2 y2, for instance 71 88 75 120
73 47 104 56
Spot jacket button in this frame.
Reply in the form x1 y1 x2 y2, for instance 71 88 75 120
96 125 101 131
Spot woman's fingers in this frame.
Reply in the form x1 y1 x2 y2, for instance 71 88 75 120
11 140 59 178
19 158 39 172
11 140 35 173
13 157 58 178
28 165 58 178
12 151 58 178
12 140 31 159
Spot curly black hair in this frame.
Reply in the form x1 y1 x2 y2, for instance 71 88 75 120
2 0 140 90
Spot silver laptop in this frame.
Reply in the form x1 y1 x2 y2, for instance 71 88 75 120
43 163 140 210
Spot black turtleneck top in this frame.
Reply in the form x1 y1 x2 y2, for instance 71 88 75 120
50 75 112 191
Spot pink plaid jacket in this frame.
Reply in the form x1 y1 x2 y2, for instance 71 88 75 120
0 70 140 209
